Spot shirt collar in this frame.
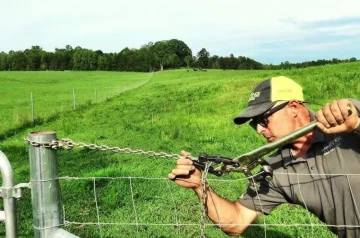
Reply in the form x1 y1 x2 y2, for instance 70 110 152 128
281 145 307 168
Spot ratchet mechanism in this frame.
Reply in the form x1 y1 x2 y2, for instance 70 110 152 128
192 121 318 189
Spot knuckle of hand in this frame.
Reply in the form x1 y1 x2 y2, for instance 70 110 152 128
323 110 332 117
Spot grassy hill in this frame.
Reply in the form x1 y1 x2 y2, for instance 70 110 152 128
0 71 151 137
1 63 360 237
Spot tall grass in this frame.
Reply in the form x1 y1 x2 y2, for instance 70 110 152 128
1 63 360 237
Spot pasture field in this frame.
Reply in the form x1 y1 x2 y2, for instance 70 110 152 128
0 71 152 137
0 63 360 237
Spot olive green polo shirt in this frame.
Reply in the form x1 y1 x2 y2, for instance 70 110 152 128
238 100 360 238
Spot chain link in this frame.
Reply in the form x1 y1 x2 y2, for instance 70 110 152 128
24 138 60 149
24 137 196 160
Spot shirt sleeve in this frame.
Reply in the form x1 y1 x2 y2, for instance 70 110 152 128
238 180 288 215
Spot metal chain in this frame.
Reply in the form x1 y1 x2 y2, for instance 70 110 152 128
24 137 197 160
23 138 60 150
200 162 212 238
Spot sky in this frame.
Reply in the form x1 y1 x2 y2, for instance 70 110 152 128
1 0 360 64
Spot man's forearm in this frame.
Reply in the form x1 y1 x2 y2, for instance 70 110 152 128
193 184 246 235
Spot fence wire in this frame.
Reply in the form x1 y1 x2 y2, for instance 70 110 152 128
52 171 360 238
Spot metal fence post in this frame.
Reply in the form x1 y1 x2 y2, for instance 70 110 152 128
0 150 18 238
72 89 76 110
27 131 79 238
31 92 34 125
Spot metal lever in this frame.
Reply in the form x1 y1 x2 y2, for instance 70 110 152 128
198 153 236 165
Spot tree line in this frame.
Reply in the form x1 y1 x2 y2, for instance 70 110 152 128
0 39 193 72
264 57 358 70
0 39 358 72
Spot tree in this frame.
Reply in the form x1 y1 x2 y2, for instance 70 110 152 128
97 55 109 70
8 51 27 70
229 54 238 69
24 46 43 70
192 56 198 68
167 53 181 69
140 42 156 72
197 48 210 68
150 39 192 70
40 52 51 70
73 48 97 70
350 57 357 62
184 55 192 69
151 41 170 71
210 55 219 69
52 45 74 70
0 52 9 71
167 39 192 67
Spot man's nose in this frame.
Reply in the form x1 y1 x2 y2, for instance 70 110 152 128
256 124 266 134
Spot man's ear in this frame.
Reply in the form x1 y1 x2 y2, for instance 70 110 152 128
287 100 300 116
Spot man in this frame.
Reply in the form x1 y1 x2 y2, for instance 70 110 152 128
168 76 360 237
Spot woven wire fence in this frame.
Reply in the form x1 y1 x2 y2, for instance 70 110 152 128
21 135 356 237
54 168 353 237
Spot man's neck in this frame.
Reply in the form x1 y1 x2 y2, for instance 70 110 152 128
291 132 314 158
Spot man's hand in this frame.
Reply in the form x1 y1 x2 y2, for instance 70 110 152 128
168 151 202 189
315 99 360 134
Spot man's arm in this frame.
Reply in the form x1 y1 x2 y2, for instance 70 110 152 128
168 151 260 236
193 182 260 236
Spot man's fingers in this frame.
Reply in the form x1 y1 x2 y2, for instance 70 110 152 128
315 107 330 128
316 100 356 134
171 167 196 176
337 99 352 119
169 151 202 189
322 102 337 127
316 122 346 134
180 150 191 157
330 101 345 125
177 157 193 165
175 164 196 171
168 173 176 180
316 100 352 128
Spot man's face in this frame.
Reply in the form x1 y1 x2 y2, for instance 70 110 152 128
251 102 295 142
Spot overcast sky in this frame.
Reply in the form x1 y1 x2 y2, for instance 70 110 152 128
1 0 360 64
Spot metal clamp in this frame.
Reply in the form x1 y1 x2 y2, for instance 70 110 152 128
192 152 238 177
0 183 31 199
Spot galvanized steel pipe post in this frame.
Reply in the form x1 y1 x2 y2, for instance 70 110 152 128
27 131 79 238
0 150 18 238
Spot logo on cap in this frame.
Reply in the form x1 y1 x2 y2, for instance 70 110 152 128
248 92 260 102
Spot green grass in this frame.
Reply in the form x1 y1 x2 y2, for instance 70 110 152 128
1 63 360 237
0 71 151 137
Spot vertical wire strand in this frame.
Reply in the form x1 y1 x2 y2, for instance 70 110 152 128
346 175 360 221
207 187 222 229
129 177 139 233
200 163 211 238
62 205 67 227
251 177 267 238
166 179 180 235
93 178 103 238
295 173 314 237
